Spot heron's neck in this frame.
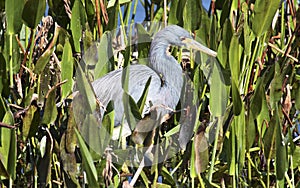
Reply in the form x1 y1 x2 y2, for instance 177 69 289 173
149 42 183 91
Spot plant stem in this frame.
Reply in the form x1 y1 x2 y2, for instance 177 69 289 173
208 116 222 183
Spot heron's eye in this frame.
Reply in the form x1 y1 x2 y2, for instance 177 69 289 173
180 37 186 41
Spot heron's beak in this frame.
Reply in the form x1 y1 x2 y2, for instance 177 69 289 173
182 38 217 57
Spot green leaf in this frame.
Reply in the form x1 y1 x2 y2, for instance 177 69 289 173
231 82 242 116
137 24 151 64
250 78 264 119
275 112 287 180
34 26 60 74
5 0 24 34
209 61 227 117
75 128 98 187
183 0 202 31
168 0 179 25
123 92 142 130
71 0 87 52
94 32 114 79
252 0 281 37
137 77 151 114
75 64 97 113
263 112 278 160
34 47 54 74
0 111 16 180
269 63 283 110
229 34 242 85
22 0 46 29
22 104 40 140
61 38 74 99
42 86 58 124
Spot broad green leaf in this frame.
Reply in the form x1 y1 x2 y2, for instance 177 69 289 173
101 101 114 148
22 104 40 140
209 61 227 117
0 54 8 97
263 111 278 160
34 47 54 74
71 0 87 52
228 122 236 175
0 111 16 180
242 3 255 56
275 112 287 180
246 111 256 149
292 146 300 168
183 0 202 31
219 0 232 27
195 11 210 45
231 81 242 116
80 114 102 157
5 0 24 34
252 0 281 37
168 0 179 25
42 86 58 124
137 24 151 64
75 64 97 113
250 78 264 119
105 4 119 31
235 107 246 172
22 0 46 29
61 38 74 99
3 33 21 74
269 63 283 110
94 32 114 79
123 92 141 130
229 34 242 85
75 129 98 186
137 77 152 114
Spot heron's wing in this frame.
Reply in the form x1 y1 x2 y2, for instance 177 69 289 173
92 64 162 125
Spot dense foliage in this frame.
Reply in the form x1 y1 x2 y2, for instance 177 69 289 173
0 0 300 187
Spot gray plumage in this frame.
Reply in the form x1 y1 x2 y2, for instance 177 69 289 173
91 25 216 138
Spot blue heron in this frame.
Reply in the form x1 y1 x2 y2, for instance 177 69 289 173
91 25 217 140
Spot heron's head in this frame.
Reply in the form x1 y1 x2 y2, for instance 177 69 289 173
153 25 217 57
